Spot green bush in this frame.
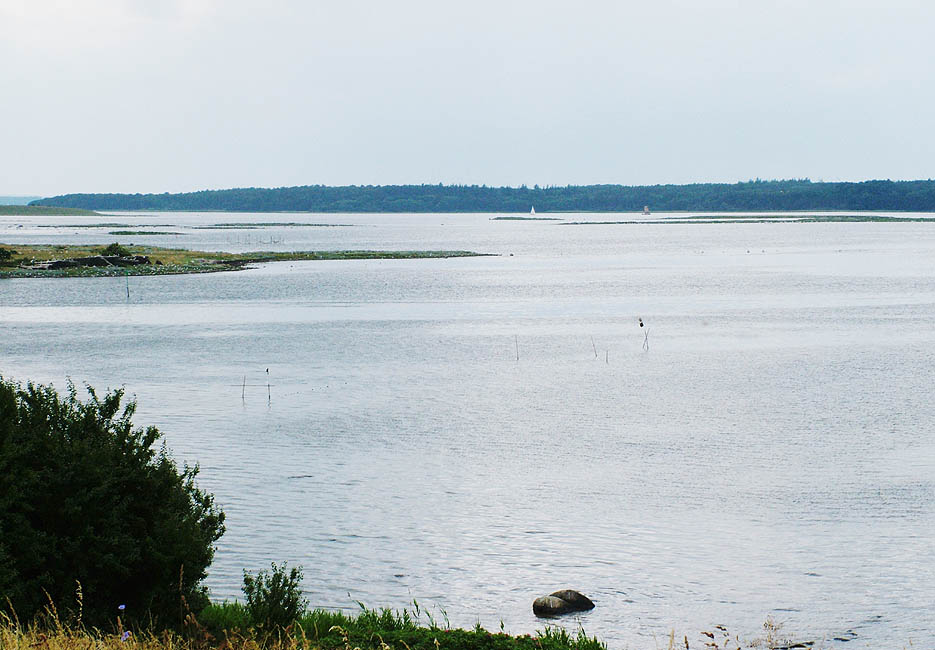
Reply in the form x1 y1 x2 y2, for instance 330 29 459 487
0 378 225 626
242 562 307 630
101 242 131 256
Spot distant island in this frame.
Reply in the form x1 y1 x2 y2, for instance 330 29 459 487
27 179 935 213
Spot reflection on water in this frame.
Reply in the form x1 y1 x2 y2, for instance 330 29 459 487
2 213 934 648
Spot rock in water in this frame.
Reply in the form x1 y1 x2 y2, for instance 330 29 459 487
549 590 595 611
532 590 595 617
533 596 573 617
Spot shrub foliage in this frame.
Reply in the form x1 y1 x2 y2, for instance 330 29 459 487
0 378 225 626
101 242 131 256
242 562 307 630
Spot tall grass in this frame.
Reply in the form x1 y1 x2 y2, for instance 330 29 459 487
0 601 607 650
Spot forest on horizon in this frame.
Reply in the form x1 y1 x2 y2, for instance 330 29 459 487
30 179 935 213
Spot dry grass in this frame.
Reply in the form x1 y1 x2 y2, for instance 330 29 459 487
0 612 315 650
0 625 317 650
0 243 240 266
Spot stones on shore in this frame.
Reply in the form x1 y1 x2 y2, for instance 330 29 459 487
24 255 150 270
532 590 595 617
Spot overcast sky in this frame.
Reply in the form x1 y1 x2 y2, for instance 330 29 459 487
2 0 934 195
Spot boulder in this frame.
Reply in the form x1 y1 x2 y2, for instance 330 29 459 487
532 590 595 617
549 590 595 611
532 596 572 617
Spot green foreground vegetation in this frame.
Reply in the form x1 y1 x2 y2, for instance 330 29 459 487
0 378 225 627
29 178 935 212
0 607 606 650
195 600 606 650
0 243 486 278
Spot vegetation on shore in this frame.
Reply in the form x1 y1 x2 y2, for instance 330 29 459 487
0 243 487 278
0 606 606 650
0 205 101 216
28 178 935 212
0 378 225 627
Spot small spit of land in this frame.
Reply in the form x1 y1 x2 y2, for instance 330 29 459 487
193 222 355 229
108 230 184 235
0 243 486 278
0 205 101 216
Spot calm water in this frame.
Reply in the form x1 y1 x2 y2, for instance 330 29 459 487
2 212 934 648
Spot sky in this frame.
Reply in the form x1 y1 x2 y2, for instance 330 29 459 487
2 0 934 196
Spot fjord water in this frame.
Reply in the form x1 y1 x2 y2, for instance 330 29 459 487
2 213 934 648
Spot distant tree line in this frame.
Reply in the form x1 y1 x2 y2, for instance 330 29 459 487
29 179 935 212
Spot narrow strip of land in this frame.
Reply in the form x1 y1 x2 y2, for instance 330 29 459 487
0 243 488 278
0 205 101 216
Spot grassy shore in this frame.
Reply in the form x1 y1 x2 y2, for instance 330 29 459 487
0 603 605 650
0 244 488 278
0 205 101 216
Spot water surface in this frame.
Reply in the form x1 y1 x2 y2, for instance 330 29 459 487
2 212 933 648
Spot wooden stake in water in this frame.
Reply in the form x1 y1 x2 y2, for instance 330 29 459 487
514 335 519 362
125 272 130 299
605 349 609 364
591 336 598 358
266 368 270 403
242 375 246 401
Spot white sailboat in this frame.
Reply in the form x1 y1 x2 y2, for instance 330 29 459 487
530 206 536 215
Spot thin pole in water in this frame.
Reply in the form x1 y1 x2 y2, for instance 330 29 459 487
266 368 270 403
639 317 650 352
242 375 246 401
605 349 609 364
591 336 598 358
125 272 130 299
514 335 519 362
